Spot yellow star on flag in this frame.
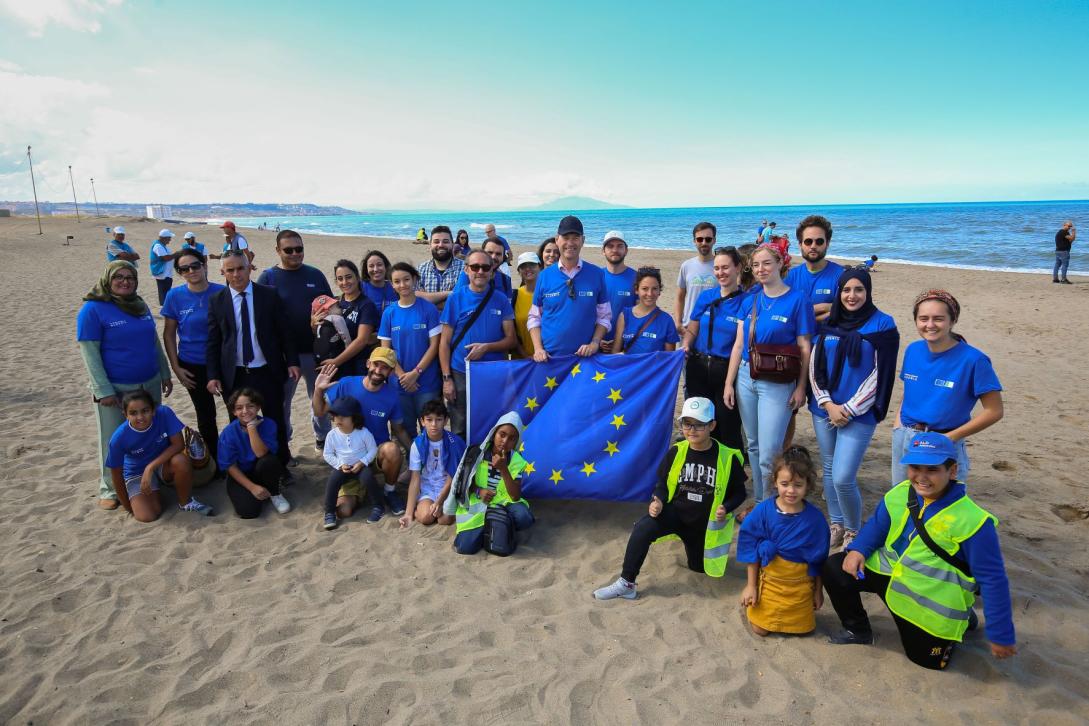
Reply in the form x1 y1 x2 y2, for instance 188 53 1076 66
549 469 564 485
581 461 597 476
607 388 623 404
523 461 536 476
592 371 606 383
519 441 525 452
611 414 627 430
570 363 582 376
603 441 620 457
524 396 539 412
544 376 558 390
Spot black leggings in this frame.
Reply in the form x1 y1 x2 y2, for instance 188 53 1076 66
178 359 220 462
324 468 382 514
685 354 744 452
621 504 706 583
822 551 956 670
226 455 287 519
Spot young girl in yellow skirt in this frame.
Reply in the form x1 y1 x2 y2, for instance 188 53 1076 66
738 447 830 635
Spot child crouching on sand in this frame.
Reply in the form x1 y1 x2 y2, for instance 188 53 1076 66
321 397 379 530
738 446 830 635
399 400 465 529
105 390 214 522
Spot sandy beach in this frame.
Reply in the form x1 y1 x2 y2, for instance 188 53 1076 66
1 215 1088 725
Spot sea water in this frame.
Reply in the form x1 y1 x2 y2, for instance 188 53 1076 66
230 199 1088 274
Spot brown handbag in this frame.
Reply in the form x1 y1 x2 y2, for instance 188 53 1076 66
747 293 802 383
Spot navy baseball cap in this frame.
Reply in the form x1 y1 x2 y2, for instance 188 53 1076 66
557 215 584 236
328 397 361 417
900 432 957 466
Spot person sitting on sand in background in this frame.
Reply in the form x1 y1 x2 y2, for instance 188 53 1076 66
399 399 465 529
217 388 293 518
863 255 878 271
78 260 173 511
612 267 679 354
106 390 214 522
593 397 746 600
446 411 533 555
320 397 379 531
822 432 1017 670
891 289 1002 486
416 227 428 244
738 446 829 635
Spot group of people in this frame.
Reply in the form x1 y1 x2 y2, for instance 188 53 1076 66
79 212 1015 671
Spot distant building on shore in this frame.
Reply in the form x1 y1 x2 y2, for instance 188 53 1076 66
146 204 173 219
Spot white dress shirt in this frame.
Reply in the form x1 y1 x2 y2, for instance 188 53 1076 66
229 282 267 368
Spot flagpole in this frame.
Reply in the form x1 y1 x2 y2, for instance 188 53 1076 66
68 165 81 222
90 177 101 216
26 146 42 235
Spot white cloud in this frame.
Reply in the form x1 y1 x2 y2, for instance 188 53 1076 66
0 0 124 37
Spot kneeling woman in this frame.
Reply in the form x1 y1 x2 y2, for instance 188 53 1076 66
823 432 1017 670
593 397 746 600
217 388 293 519
105 390 213 522
447 411 534 555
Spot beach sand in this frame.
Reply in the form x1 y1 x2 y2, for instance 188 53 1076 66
1 216 1087 725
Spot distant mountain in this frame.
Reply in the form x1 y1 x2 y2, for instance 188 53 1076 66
0 201 360 218
520 196 629 212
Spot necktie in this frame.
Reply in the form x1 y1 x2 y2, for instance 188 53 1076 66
239 291 254 366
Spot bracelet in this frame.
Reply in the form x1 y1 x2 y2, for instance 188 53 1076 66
415 367 423 375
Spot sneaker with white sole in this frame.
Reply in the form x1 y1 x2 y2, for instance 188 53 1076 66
270 494 291 514
323 512 338 530
179 498 215 516
594 577 637 600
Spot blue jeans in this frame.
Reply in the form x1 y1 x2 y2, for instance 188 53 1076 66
454 501 534 555
736 361 796 503
812 414 877 531
398 388 441 439
1054 250 1070 280
891 426 970 486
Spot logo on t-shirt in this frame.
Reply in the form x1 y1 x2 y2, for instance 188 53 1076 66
369 409 387 418
771 315 789 323
903 373 919 381
815 288 832 296
933 378 956 389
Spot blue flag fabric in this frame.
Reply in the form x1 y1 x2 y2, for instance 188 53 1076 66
467 351 685 502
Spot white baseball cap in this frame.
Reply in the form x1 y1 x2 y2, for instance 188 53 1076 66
183 232 196 240
159 228 174 238
114 226 126 234
516 251 541 268
679 397 715 423
603 230 626 245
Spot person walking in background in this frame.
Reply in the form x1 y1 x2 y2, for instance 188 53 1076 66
149 229 177 305
416 226 465 310
106 226 139 265
600 230 636 353
1053 220 1075 284
674 222 717 336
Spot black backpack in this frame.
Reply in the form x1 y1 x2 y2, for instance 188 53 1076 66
484 506 517 556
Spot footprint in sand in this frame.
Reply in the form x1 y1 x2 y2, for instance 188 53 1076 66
991 460 1015 471
1051 504 1089 523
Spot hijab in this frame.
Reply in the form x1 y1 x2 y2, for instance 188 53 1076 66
83 260 149 317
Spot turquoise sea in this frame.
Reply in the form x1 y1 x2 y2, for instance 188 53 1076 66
230 199 1088 274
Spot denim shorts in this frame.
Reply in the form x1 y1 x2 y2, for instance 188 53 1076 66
123 467 165 499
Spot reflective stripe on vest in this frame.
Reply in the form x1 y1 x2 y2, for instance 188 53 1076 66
455 500 487 533
658 439 744 578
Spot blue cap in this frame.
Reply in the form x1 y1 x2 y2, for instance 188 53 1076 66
900 432 957 466
328 396 361 417
557 215 583 236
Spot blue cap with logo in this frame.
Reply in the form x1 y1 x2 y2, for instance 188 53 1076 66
900 431 957 466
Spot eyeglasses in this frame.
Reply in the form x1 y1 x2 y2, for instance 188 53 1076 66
467 263 492 272
112 274 136 282
801 238 827 247
281 246 304 254
177 262 204 273
680 420 710 430
713 246 737 256
695 236 715 243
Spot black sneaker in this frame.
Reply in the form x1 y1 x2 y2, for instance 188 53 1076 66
315 439 326 454
384 490 406 516
1053 278 1061 283
828 629 874 645
1061 279 1073 285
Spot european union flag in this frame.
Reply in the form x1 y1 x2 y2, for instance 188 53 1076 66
467 351 685 502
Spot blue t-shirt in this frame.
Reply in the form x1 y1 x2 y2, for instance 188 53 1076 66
76 300 160 384
740 289 817 360
690 288 746 358
532 261 608 356
363 281 399 318
106 239 137 264
323 377 404 444
106 405 184 480
217 418 279 473
179 241 207 256
455 270 513 297
378 298 442 393
785 261 845 307
899 340 1002 431
603 267 637 335
161 283 226 365
440 285 514 373
809 311 897 425
619 307 679 354
257 265 333 353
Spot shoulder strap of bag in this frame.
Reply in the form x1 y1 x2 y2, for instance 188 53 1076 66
905 486 973 578
450 285 497 352
705 295 730 351
747 292 760 355
621 308 662 353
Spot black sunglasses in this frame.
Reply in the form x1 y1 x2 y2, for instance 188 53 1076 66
281 246 304 254
713 246 738 256
566 278 576 299
467 263 492 272
695 236 715 243
177 262 204 273
801 238 827 247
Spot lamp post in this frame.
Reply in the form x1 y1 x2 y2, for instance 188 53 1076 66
26 146 42 235
68 165 81 222
90 177 101 216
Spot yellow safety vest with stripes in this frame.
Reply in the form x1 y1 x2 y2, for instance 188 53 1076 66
455 452 529 534
864 481 995 642
658 440 743 578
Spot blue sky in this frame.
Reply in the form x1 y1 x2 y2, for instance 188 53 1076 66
1 1 1086 209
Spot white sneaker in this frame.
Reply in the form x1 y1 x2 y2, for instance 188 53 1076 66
270 494 291 514
594 577 637 600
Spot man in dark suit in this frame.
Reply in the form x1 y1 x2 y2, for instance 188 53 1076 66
207 250 301 464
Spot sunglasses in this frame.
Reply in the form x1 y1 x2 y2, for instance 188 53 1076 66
177 262 204 273
695 236 715 243
467 263 492 272
281 246 304 254
566 278 576 299
713 246 738 255
801 238 827 247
